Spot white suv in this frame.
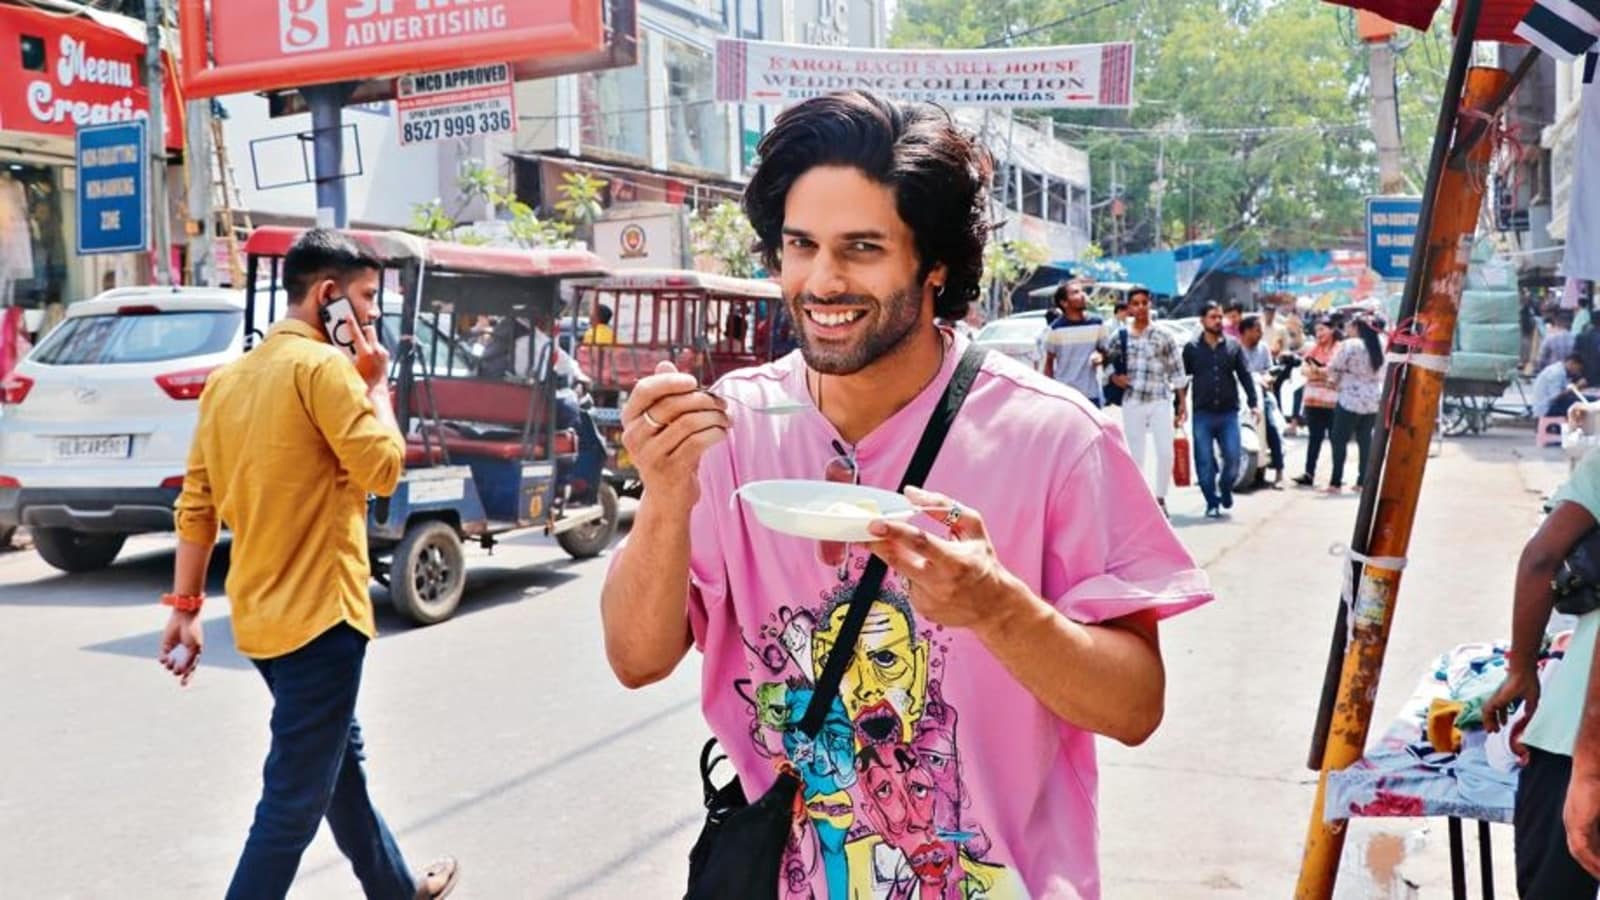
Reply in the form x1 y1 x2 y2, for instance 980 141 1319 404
0 287 245 572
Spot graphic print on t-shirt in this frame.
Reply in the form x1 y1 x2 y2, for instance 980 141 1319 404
736 565 1026 900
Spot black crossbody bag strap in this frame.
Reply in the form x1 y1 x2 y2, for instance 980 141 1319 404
795 345 987 738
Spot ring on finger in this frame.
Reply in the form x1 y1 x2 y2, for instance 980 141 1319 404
943 503 963 528
642 410 665 430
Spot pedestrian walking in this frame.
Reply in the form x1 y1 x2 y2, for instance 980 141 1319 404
599 90 1211 900
1238 314 1285 489
1111 287 1188 515
158 229 459 900
1182 301 1259 518
1041 278 1112 406
1293 316 1340 487
1326 315 1385 493
1223 300 1244 339
1483 448 1600 898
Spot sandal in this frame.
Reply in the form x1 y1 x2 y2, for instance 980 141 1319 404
414 856 460 900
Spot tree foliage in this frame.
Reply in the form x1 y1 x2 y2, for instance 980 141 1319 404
689 201 761 278
891 0 1448 259
409 161 573 248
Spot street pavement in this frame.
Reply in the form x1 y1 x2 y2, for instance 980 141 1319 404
0 425 1570 898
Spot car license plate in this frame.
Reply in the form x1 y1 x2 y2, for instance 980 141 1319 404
54 435 131 460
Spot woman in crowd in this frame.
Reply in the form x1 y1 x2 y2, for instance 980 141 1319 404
1326 314 1385 493
1292 316 1341 488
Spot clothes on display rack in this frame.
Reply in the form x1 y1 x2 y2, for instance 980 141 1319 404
0 174 36 306
1567 53 1600 281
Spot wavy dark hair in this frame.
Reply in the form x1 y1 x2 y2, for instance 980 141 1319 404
1353 316 1384 371
742 91 993 321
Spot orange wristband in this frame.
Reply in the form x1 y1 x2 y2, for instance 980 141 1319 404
161 592 205 613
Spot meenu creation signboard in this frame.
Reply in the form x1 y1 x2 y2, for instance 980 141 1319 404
715 39 1134 109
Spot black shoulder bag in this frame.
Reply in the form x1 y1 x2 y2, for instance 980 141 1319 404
1553 527 1600 616
1103 326 1130 407
684 345 987 900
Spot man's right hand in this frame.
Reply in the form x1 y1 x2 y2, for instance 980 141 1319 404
348 313 390 390
621 362 729 507
1484 665 1540 733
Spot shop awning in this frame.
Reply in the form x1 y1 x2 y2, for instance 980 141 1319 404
1322 0 1536 42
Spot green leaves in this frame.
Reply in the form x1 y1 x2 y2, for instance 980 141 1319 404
892 0 1446 259
554 172 608 227
689 201 760 278
408 161 576 249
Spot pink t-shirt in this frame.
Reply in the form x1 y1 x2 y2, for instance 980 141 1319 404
645 335 1211 900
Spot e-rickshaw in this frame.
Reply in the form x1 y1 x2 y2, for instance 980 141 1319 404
570 269 788 498
243 227 619 625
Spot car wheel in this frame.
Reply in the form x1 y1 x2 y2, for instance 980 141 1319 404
32 528 127 573
389 521 466 626
557 483 620 559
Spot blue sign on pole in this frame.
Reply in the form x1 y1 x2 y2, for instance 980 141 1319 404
76 121 148 255
1366 196 1422 282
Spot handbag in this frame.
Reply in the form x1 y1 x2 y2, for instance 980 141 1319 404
684 345 988 900
1173 432 1192 488
1553 527 1600 616
1103 326 1130 407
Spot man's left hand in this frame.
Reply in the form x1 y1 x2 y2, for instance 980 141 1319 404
1110 374 1131 388
1568 763 1600 878
865 486 1020 631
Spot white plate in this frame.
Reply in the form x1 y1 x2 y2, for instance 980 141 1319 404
54 435 131 460
734 480 915 541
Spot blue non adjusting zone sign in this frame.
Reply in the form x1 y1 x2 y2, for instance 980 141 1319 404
76 121 148 255
1366 196 1422 282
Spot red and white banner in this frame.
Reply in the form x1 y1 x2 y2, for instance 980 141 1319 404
716 39 1135 109
0 5 182 150
181 0 606 98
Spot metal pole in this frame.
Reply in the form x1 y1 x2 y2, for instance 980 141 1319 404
1306 0 1486 770
301 83 357 228
185 99 214 286
144 0 174 284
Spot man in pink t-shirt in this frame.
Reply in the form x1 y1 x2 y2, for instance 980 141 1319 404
601 91 1213 900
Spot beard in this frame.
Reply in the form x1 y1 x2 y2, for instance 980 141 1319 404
790 285 923 376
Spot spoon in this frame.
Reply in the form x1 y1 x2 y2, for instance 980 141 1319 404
704 389 810 416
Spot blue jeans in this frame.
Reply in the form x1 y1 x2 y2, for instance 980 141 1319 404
556 394 606 502
1192 409 1242 509
227 624 415 900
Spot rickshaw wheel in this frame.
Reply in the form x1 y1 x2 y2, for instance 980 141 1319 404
557 483 620 559
390 520 466 625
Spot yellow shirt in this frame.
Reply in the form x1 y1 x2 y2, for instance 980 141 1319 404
584 323 616 345
175 318 404 658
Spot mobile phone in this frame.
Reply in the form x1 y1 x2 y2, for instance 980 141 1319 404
319 297 361 361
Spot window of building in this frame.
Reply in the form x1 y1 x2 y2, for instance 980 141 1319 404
580 42 649 161
0 165 71 309
1047 180 1069 224
20 34 44 71
1069 184 1090 231
1021 169 1044 218
991 163 1014 210
665 39 729 174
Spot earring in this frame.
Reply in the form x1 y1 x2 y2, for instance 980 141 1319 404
935 284 946 298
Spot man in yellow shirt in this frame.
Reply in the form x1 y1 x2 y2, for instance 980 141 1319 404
156 229 459 899
583 302 616 344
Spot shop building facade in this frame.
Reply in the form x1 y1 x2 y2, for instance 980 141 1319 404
0 1 182 317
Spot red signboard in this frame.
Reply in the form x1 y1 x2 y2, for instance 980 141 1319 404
0 6 183 152
179 0 609 98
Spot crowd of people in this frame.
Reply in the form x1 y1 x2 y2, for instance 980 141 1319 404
1032 282 1392 516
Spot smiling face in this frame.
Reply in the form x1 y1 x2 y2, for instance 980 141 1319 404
812 599 929 745
779 165 941 376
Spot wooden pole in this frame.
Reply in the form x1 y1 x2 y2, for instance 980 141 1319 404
1294 63 1510 900
1307 0 1487 770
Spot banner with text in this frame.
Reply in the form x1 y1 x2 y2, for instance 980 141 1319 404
396 62 515 146
715 39 1134 109
75 121 147 255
